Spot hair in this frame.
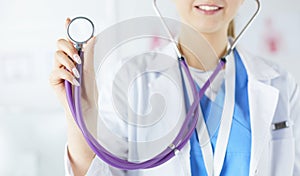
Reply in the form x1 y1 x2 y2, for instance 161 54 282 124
228 20 235 38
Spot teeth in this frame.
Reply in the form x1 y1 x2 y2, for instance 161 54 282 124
198 5 219 11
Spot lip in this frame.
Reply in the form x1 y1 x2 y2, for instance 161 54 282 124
194 4 224 15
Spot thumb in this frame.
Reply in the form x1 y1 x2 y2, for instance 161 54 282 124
83 36 97 72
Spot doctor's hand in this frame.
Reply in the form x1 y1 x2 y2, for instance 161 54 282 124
49 18 97 176
49 18 98 116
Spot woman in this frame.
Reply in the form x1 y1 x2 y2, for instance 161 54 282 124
49 0 300 175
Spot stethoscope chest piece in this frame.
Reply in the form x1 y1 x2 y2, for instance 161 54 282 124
67 16 94 50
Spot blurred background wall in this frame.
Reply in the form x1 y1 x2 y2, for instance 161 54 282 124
0 0 299 175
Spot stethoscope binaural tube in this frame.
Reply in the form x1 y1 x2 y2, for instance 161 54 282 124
152 0 261 59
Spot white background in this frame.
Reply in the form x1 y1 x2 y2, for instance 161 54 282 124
0 0 299 175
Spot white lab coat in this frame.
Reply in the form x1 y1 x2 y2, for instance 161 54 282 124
65 44 300 176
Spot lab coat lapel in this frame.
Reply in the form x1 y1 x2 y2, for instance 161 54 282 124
149 44 282 175
247 78 279 174
237 46 280 175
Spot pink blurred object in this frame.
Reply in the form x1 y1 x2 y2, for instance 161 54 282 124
263 18 282 54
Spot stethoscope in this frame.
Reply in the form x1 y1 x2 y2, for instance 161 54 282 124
64 0 261 171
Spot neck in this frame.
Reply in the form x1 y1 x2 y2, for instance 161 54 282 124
178 28 228 71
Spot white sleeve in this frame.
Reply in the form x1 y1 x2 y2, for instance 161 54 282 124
289 76 300 175
64 144 74 176
64 144 115 176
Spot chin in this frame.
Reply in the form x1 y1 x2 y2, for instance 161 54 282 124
192 25 221 36
189 21 225 35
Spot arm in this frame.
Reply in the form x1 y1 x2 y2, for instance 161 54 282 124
66 111 96 175
288 75 300 175
50 18 126 176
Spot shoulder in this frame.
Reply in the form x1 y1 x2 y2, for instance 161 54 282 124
237 46 297 87
237 46 299 104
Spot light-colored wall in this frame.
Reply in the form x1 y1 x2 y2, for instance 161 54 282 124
0 0 299 175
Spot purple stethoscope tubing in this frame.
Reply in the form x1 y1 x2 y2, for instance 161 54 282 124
65 52 225 170
64 0 261 170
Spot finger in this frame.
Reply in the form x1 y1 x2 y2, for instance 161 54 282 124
54 50 80 78
65 18 71 29
83 36 96 69
57 38 81 64
65 18 74 43
49 68 80 87
85 36 96 48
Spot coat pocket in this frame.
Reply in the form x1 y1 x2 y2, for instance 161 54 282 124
270 136 295 176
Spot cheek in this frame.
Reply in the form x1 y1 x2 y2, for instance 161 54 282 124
174 0 193 15
226 1 243 21
174 1 192 22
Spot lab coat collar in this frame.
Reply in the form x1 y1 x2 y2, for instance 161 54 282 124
236 45 280 81
145 43 179 72
153 43 280 81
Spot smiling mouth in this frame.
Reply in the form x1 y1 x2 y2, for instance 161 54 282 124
195 5 224 14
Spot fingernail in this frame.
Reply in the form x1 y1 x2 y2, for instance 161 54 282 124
72 68 80 78
73 78 80 87
73 54 81 64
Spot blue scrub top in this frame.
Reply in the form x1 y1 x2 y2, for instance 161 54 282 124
189 49 251 176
